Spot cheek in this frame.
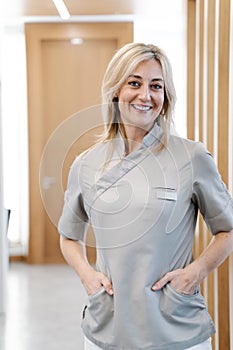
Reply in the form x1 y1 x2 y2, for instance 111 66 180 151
155 93 164 107
118 89 132 103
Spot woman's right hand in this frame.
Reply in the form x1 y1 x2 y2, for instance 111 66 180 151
82 267 114 296
59 236 114 296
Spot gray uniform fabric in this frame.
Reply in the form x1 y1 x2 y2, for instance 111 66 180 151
58 123 233 350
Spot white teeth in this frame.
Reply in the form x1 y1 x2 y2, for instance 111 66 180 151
132 104 151 111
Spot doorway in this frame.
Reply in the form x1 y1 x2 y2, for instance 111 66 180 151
25 22 133 264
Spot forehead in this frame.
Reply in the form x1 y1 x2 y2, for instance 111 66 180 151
131 59 163 78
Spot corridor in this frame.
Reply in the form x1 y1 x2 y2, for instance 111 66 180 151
0 263 86 350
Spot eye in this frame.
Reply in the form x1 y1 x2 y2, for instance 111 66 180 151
151 83 164 91
128 80 141 88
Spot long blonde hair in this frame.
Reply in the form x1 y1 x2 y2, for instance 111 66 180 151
101 42 176 149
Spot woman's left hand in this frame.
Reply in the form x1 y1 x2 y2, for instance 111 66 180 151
151 263 200 295
152 230 233 295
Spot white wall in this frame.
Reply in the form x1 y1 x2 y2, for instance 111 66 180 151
1 26 29 256
134 0 187 137
0 80 8 314
0 11 8 313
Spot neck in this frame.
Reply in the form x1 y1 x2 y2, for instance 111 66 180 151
123 125 148 154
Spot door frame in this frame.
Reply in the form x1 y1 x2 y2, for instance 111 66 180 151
25 22 133 264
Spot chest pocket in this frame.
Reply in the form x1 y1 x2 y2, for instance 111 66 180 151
150 186 180 235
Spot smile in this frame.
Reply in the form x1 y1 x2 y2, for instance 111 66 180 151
131 104 152 111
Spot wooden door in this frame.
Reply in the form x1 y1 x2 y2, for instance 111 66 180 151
25 22 133 264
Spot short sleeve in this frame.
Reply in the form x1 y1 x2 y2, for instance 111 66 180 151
192 142 233 235
58 156 89 241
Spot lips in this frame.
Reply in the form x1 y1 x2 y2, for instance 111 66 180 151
131 104 152 111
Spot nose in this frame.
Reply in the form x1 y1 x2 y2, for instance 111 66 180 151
138 84 151 101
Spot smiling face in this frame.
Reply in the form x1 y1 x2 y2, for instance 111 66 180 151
117 59 165 135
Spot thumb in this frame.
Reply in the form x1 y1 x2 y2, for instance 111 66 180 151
100 276 114 295
151 274 170 291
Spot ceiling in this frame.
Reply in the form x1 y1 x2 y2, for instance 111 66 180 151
1 0 143 19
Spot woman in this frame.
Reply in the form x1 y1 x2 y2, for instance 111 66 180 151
58 43 233 350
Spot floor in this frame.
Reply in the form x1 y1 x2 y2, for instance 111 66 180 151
0 262 87 350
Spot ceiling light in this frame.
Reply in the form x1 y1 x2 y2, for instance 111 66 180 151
52 0 70 20
70 38 84 45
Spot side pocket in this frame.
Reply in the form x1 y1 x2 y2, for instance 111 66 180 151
160 283 206 320
159 283 215 342
88 287 106 301
82 287 114 335
82 287 105 320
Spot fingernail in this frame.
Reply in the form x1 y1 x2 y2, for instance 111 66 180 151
151 285 158 291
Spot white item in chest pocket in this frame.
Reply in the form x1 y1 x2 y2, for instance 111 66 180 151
156 188 177 201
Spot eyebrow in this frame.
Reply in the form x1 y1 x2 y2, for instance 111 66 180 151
128 74 164 83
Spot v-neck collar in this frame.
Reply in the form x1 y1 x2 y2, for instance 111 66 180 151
84 123 164 214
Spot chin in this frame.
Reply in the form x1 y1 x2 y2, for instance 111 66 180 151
135 120 155 131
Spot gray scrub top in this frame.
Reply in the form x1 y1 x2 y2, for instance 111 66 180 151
58 123 233 350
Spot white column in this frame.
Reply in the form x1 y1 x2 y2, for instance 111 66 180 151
0 80 8 314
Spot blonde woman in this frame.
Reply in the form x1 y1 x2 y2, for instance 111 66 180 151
58 43 233 350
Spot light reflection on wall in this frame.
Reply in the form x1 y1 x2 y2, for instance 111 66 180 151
2 26 29 256
134 0 187 137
